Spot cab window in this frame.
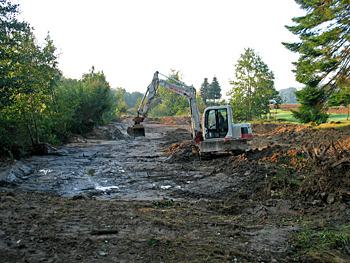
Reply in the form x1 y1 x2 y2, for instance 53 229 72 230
204 109 228 139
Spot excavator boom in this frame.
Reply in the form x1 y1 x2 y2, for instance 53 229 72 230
128 71 202 139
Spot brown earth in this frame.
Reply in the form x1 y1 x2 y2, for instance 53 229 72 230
273 104 349 114
1 118 350 262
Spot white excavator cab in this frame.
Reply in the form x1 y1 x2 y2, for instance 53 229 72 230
203 106 229 139
200 105 253 153
203 105 252 141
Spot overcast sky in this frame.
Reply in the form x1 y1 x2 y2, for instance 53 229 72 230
17 0 306 97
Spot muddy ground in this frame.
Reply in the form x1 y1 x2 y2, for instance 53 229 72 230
0 118 350 262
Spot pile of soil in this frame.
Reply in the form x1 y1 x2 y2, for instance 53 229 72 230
161 128 193 147
85 123 124 140
251 123 350 149
271 104 349 114
164 122 350 202
160 116 192 126
166 141 200 162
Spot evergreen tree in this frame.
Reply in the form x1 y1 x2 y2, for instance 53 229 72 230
227 48 279 121
209 76 222 103
283 0 349 123
291 86 329 124
200 78 210 105
283 0 350 90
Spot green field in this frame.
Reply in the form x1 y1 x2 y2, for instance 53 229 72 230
270 109 350 130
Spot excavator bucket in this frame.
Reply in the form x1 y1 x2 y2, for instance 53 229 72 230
127 124 145 137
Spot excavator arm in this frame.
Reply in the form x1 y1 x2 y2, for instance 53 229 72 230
128 71 202 139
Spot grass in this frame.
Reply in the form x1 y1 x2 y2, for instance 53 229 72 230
272 109 299 122
292 225 350 261
269 109 350 130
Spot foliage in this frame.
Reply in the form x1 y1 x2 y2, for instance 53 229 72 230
152 197 174 207
0 1 128 158
148 70 189 117
209 76 222 103
279 87 298 104
283 0 350 91
0 0 62 157
293 225 350 259
200 77 222 105
227 48 281 121
328 85 350 121
283 0 350 124
124 91 143 109
291 86 329 124
0 0 31 108
111 87 128 119
199 78 210 105
56 68 113 134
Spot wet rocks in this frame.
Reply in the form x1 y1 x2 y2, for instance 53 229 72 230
0 161 32 185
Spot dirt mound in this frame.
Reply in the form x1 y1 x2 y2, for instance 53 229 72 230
161 128 192 146
162 128 199 162
252 123 311 135
85 123 124 140
143 117 162 124
271 104 349 114
252 123 350 150
166 140 200 162
160 116 192 126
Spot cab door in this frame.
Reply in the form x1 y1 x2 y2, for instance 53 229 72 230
204 108 228 139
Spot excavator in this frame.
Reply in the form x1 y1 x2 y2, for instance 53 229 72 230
127 71 253 153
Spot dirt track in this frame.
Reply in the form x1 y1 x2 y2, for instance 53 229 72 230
0 118 350 262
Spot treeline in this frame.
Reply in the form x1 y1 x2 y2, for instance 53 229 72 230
3 0 348 158
0 2 129 157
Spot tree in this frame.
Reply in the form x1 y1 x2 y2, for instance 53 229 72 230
227 48 279 121
66 67 112 134
0 3 61 156
112 87 128 118
272 95 284 119
199 78 210 105
283 0 350 124
291 86 329 124
209 76 222 103
124 91 143 109
283 0 350 91
328 84 350 121
0 0 31 107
